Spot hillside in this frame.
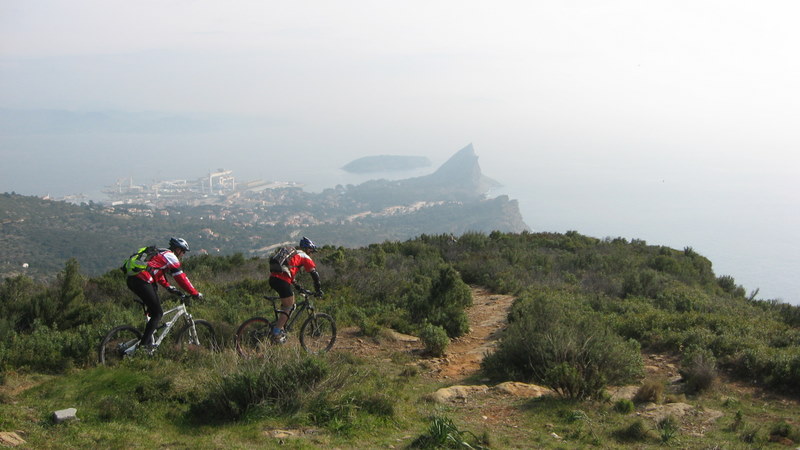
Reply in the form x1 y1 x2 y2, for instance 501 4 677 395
1 231 799 447
0 145 527 279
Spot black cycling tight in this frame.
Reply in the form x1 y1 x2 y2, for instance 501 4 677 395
126 276 164 346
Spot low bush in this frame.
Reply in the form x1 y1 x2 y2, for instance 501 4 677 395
633 378 664 404
657 415 679 443
4 321 98 373
481 289 643 399
613 418 654 443
419 323 449 357
739 425 764 444
680 345 717 394
410 415 489 449
613 398 635 414
769 420 800 443
188 350 329 422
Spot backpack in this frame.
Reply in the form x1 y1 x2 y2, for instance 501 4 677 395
120 245 160 276
269 246 298 276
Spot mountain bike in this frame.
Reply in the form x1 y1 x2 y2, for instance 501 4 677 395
235 286 336 356
98 293 218 366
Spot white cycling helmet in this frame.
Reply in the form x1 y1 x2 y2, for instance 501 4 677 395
169 237 190 252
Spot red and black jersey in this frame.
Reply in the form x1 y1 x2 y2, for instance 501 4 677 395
270 250 317 285
134 249 199 296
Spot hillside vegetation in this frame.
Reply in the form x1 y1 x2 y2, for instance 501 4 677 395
2 231 800 448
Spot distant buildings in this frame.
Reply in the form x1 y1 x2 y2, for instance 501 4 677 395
102 169 301 208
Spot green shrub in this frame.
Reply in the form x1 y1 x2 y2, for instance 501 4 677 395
633 378 664 404
350 308 381 337
407 265 472 338
680 345 717 394
739 425 763 444
728 409 744 432
7 321 73 372
657 415 679 443
613 418 654 443
481 290 643 399
410 415 489 449
614 398 635 414
419 323 449 357
770 420 800 442
307 393 358 434
188 351 329 422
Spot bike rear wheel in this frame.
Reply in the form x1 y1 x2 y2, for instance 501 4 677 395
235 317 273 358
99 325 142 366
300 313 337 354
177 319 219 353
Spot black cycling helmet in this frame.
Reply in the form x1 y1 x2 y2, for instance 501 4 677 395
298 236 317 252
169 237 190 252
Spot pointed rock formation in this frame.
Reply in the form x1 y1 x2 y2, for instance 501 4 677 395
428 143 501 194
395 143 502 200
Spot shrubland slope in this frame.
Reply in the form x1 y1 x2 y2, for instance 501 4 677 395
1 231 799 448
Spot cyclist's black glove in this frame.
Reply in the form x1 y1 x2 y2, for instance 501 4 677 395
192 292 204 301
166 286 181 296
315 289 324 298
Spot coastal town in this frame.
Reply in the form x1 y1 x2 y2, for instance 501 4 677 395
103 169 301 208
96 168 451 231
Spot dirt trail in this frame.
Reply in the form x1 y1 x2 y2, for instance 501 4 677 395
333 286 516 382
431 287 516 380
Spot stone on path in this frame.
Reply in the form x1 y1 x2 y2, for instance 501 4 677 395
431 385 489 403
52 408 78 424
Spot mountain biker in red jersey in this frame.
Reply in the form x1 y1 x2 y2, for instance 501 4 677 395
269 236 323 343
126 237 203 350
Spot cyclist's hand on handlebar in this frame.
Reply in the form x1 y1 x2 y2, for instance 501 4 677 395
315 289 324 298
166 286 181 296
192 292 204 301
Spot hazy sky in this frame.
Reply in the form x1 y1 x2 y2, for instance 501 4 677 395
2 1 799 302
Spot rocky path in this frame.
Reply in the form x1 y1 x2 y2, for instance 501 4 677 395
429 287 516 380
332 286 516 383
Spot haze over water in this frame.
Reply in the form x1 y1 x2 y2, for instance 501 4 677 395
2 1 799 305
306 149 800 307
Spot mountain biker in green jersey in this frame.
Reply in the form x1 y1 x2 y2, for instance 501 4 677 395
126 237 203 350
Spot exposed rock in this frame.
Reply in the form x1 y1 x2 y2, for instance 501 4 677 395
639 402 723 424
0 432 26 447
609 385 640 402
493 382 553 398
263 428 321 439
265 429 299 439
382 329 420 343
52 408 78 424
430 385 489 403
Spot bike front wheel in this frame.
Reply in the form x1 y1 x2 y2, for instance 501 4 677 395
235 317 273 358
177 319 219 353
99 325 142 366
300 313 337 354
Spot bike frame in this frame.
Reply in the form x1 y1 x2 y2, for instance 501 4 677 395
283 300 311 332
150 302 195 348
130 297 196 351
268 289 315 332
